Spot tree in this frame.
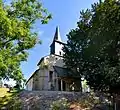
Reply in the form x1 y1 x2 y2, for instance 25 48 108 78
63 0 120 94
63 9 92 92
86 0 120 93
0 0 51 83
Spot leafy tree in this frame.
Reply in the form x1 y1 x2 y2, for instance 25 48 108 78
63 0 120 94
0 0 51 83
86 0 120 93
63 9 92 92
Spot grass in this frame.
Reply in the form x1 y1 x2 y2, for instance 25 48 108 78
0 88 9 97
0 88 22 110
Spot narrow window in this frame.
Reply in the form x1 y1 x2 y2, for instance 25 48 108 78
49 71 53 81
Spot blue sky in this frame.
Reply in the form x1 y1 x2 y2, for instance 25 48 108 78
21 0 99 80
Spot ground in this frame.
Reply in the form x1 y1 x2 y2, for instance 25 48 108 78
0 89 110 110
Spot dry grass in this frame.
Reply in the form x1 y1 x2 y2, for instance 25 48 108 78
0 88 22 110
0 88 9 97
0 88 13 106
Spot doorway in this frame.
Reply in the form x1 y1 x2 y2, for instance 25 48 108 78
58 80 66 91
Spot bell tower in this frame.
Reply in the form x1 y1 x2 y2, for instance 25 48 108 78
50 26 63 56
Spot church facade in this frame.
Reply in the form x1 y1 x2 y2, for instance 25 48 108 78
26 27 81 91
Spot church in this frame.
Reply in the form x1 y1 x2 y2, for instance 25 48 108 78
26 27 82 91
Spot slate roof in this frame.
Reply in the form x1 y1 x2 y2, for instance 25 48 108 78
53 66 81 78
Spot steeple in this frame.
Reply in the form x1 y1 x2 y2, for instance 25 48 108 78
53 26 61 42
50 26 63 55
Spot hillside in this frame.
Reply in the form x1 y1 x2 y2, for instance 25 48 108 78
0 88 21 110
0 89 110 110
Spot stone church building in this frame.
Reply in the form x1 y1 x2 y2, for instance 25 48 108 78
26 27 82 91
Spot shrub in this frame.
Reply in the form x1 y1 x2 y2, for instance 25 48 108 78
50 98 70 110
50 92 111 110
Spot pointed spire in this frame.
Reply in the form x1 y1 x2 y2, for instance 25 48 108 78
53 26 61 41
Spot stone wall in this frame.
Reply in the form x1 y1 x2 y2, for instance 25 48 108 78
26 78 33 91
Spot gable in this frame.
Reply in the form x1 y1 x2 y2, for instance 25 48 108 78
26 69 39 85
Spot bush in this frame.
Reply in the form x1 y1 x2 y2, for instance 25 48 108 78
50 98 70 110
50 92 111 110
7 97 22 110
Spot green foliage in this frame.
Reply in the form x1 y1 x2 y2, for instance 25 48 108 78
50 93 110 110
63 0 120 93
63 9 91 71
0 0 51 82
79 92 102 109
86 0 120 93
63 9 92 92
7 96 22 110
50 98 70 110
